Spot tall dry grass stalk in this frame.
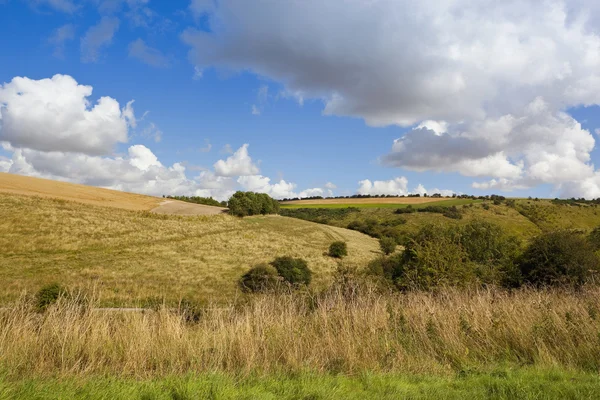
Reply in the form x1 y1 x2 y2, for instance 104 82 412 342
1 285 600 378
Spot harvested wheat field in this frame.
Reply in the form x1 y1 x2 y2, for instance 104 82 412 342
0 191 378 306
0 172 225 215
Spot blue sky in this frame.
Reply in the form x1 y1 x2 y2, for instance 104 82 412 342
1 0 600 200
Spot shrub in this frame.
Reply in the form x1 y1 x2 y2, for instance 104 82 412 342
379 236 397 255
328 241 348 258
270 256 312 286
589 226 600 251
518 230 600 288
239 264 280 292
35 283 66 312
442 206 462 219
228 191 280 217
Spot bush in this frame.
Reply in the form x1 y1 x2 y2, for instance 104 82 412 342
589 226 600 251
228 191 280 217
518 230 600 288
270 256 312 286
379 236 397 255
35 283 66 312
328 241 348 258
239 264 280 292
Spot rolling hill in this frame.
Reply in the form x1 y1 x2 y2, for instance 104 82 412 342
0 172 226 215
0 173 379 306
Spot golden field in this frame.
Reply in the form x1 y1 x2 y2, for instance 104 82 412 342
0 192 378 306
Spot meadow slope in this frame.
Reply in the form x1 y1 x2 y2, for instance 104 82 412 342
0 172 225 215
0 192 378 306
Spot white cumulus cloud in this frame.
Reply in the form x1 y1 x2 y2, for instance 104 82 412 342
181 0 600 198
0 75 131 156
213 143 259 177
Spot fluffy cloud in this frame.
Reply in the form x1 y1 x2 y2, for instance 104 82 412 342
357 177 454 197
81 17 120 63
0 74 329 201
0 75 131 155
357 177 409 196
182 0 600 197
213 144 259 177
128 39 170 68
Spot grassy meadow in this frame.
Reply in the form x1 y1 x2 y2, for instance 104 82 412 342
0 193 378 306
5 179 600 398
2 286 600 398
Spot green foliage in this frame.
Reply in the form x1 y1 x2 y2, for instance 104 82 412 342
239 264 280 293
379 236 397 255
228 191 280 217
328 241 348 258
589 226 600 251
270 256 312 286
164 195 225 207
35 283 66 312
280 207 360 224
518 231 600 288
369 220 523 290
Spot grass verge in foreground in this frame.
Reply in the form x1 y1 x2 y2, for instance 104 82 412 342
2 369 600 399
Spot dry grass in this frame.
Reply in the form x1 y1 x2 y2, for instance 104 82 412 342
2 285 600 378
0 193 378 306
0 172 163 211
282 197 454 205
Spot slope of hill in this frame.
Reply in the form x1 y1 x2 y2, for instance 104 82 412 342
0 191 378 306
0 172 226 215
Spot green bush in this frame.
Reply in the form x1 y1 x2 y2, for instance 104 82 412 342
228 191 280 217
280 208 359 224
270 256 312 286
379 236 397 255
518 230 600 288
35 283 66 312
239 264 280 292
369 220 523 290
589 226 600 251
328 241 348 258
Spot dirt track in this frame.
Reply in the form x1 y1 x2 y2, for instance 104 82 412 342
150 200 227 216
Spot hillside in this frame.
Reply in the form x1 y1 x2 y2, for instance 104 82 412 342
281 199 600 243
0 191 378 306
0 172 226 215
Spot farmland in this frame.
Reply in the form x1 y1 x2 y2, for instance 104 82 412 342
3 175 600 398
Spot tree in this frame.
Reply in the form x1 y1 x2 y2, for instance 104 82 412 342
518 230 600 288
328 241 348 258
379 237 397 255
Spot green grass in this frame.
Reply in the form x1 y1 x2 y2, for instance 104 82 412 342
2 369 599 399
280 199 482 209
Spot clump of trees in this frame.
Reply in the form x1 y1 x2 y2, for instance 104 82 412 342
518 231 600 288
394 205 463 219
239 256 312 293
163 195 226 207
228 191 280 217
328 241 348 258
368 220 600 291
280 208 360 224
